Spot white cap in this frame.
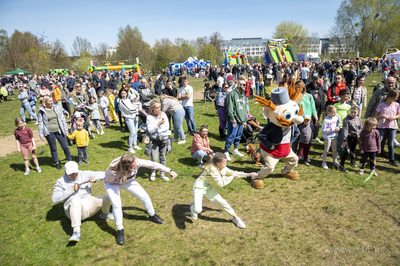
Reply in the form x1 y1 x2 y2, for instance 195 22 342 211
266 74 273 79
65 161 79 175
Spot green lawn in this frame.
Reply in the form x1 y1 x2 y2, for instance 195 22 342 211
0 73 399 265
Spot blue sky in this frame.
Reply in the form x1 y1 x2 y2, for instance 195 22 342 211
0 0 342 55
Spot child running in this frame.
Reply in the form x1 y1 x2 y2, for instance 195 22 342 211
321 105 341 169
339 105 363 172
88 96 104 135
14 118 41 175
67 120 89 165
359 117 381 176
185 152 258 229
375 89 400 167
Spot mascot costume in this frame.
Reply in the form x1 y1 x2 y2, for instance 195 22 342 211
251 81 304 189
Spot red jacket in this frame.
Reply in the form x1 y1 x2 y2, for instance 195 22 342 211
327 82 347 104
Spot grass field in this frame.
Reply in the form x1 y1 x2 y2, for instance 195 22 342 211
0 73 399 265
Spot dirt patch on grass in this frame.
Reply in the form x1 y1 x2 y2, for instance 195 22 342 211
0 129 47 158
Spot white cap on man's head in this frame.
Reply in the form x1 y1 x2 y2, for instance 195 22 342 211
65 161 79 175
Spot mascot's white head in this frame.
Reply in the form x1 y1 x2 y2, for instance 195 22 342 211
254 80 304 128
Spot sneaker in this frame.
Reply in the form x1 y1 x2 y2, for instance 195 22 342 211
160 173 170 181
197 162 205 168
322 162 328 169
170 138 178 142
96 130 100 134
333 161 340 169
84 160 89 164
349 161 357 167
100 131 104 135
78 161 82 165
339 165 348 173
116 229 124 245
37 167 42 173
394 139 400 147
359 169 364 175
186 203 198 220
371 170 378 177
127 148 135 154
306 158 311 163
225 152 232 161
133 145 142 150
232 149 244 157
177 139 186 144
34 121 39 125
304 161 310 166
149 214 164 224
389 160 399 167
100 212 115 220
150 172 156 181
69 231 80 242
24 168 30 176
313 137 324 144
56 163 62 170
232 216 246 229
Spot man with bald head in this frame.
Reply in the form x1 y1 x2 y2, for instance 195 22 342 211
364 76 399 119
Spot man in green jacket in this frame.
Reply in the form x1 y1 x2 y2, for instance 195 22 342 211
224 80 248 161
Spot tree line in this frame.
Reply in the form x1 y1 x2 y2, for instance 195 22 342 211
1 0 399 75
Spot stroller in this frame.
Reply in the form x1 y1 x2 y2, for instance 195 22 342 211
204 84 218 103
68 111 95 145
241 114 262 145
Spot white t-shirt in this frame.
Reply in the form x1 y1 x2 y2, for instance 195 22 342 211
217 77 224 87
300 68 310 79
179 85 193 107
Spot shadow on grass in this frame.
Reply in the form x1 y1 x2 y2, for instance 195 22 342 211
122 206 149 221
46 202 117 246
171 204 230 230
100 140 127 149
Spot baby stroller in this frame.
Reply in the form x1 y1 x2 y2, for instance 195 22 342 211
241 114 262 145
204 84 218 103
68 111 95 145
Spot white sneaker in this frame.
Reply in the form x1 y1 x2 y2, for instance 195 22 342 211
69 231 80 242
133 145 142 150
232 216 246 229
232 149 244 157
24 168 30 176
34 121 39 125
100 212 115 220
96 130 100 134
150 172 156 181
186 203 198 220
394 139 400 147
160 173 170 181
37 167 42 173
322 162 328 169
100 131 104 135
333 161 340 169
127 148 135 153
170 138 178 142
372 170 378 177
359 169 364 175
225 152 232 161
177 139 186 144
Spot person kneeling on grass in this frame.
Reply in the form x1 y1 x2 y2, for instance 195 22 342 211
104 153 178 245
51 161 113 243
185 152 258 229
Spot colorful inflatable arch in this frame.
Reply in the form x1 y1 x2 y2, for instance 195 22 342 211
265 40 297 64
224 50 248 67
87 58 143 76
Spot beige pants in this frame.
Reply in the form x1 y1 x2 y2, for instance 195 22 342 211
65 195 111 231
258 149 298 178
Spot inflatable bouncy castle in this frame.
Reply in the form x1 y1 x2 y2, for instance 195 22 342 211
265 40 297 64
169 57 210 75
87 58 143 76
224 47 248 67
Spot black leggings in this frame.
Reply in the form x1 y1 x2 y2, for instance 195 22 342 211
360 152 377 170
340 136 358 165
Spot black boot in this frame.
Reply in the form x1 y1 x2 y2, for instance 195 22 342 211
116 229 124 245
219 127 226 139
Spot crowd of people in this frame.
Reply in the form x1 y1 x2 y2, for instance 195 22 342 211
3 56 400 245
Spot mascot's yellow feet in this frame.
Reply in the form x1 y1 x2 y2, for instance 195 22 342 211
281 171 299 180
251 178 265 189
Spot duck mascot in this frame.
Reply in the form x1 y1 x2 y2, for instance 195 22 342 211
251 81 304 189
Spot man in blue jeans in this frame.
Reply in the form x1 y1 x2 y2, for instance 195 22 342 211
224 80 248 161
18 83 38 123
178 76 196 135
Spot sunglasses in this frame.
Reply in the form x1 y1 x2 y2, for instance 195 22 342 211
224 86 229 88
200 125 208 129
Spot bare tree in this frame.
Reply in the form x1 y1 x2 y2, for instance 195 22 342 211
71 36 92 57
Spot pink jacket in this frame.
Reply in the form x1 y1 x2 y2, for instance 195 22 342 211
190 133 212 155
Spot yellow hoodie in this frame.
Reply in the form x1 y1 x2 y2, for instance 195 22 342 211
68 129 89 147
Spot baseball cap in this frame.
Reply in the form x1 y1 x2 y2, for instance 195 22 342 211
304 115 311 120
266 74 273 79
65 161 79 175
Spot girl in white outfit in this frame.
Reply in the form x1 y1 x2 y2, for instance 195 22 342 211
104 153 178 245
186 152 258 228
